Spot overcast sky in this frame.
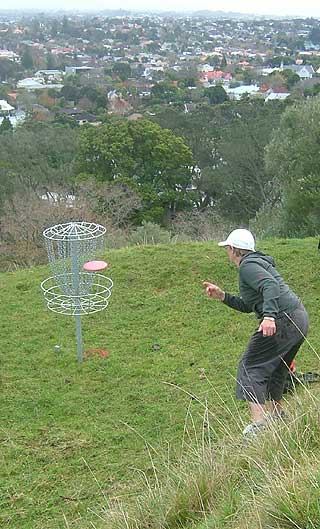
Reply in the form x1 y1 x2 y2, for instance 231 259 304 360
3 0 320 18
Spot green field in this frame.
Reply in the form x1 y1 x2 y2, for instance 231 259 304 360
1 239 319 528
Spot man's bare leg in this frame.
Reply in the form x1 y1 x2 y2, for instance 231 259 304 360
249 401 267 423
242 401 267 437
265 400 284 416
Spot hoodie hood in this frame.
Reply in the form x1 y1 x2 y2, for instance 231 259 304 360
240 251 276 269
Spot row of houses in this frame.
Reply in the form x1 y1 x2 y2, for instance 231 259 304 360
259 64 318 78
15 60 319 97
199 62 319 86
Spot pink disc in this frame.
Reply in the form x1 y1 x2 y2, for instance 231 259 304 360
83 260 108 272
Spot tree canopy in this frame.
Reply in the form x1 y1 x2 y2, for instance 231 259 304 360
0 122 78 212
77 119 194 223
265 98 320 236
151 100 287 223
204 85 229 105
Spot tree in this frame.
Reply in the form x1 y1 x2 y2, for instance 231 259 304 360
0 122 78 212
304 83 320 98
0 84 10 99
282 69 300 90
21 47 34 70
150 100 288 220
207 55 221 68
77 119 194 224
46 52 55 70
0 59 19 82
268 56 292 68
60 84 80 103
151 103 237 210
220 55 227 69
51 18 59 37
151 81 179 103
79 86 107 109
112 62 132 81
0 117 13 135
267 71 287 92
76 179 141 228
265 98 320 236
204 85 229 105
242 69 257 85
309 27 320 45
211 100 287 223
61 15 70 35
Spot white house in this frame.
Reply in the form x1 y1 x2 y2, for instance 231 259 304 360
35 69 63 81
0 106 25 127
226 84 260 100
65 66 94 75
0 49 20 61
142 66 164 77
199 63 215 73
0 100 14 113
17 77 46 90
287 65 314 79
260 67 281 76
265 91 290 102
17 77 63 91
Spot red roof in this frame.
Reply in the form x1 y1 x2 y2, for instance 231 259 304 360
200 71 232 80
259 83 288 94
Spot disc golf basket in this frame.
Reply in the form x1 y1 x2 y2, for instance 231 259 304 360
41 222 113 362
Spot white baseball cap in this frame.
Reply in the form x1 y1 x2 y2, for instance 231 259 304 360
218 229 255 251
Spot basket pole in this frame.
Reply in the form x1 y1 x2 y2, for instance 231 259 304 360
75 313 83 363
71 234 83 362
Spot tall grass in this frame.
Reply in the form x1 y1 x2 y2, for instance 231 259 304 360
99 385 320 529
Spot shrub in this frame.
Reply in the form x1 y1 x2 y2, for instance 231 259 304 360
129 221 173 246
249 202 287 238
0 181 142 270
171 209 234 242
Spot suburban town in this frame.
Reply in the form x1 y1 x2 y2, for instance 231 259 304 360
1 12 320 125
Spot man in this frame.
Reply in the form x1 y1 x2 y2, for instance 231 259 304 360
203 228 309 437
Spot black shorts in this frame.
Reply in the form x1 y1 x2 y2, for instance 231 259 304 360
236 303 309 404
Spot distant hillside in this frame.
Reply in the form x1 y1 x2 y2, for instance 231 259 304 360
190 10 293 19
191 10 257 18
0 238 319 528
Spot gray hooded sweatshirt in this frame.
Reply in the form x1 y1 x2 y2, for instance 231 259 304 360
223 251 300 319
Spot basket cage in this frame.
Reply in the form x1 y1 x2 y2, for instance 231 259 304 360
43 222 106 297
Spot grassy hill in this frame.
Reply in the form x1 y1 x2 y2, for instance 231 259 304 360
1 238 319 529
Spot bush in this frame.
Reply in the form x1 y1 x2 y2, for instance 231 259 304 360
171 209 234 242
0 181 141 270
129 221 173 246
249 202 287 238
0 189 104 270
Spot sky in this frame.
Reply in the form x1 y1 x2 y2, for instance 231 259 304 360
3 0 320 18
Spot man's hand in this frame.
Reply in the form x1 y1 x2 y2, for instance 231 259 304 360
202 281 225 301
258 318 277 337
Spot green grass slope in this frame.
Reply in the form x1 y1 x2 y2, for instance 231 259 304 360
0 238 319 529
